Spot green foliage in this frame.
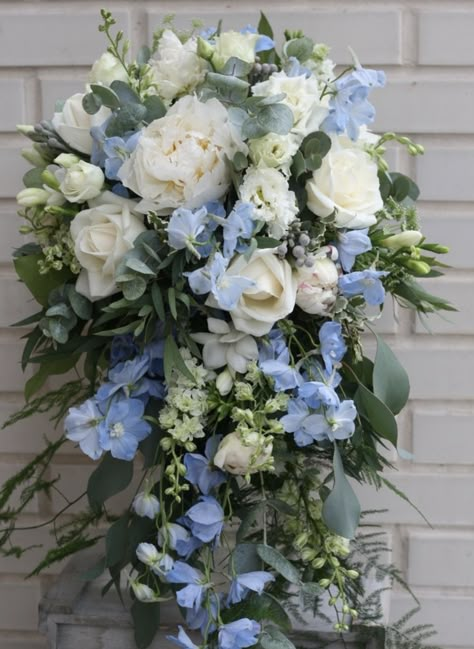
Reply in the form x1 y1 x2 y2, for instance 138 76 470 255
14 253 73 307
322 444 361 539
87 454 134 514
131 600 161 649
257 544 301 584
373 335 410 414
386 608 439 649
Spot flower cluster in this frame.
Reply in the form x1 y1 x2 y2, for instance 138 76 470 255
8 10 452 649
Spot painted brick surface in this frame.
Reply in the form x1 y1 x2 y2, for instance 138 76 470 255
0 2 472 648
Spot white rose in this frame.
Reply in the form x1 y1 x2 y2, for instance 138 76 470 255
212 31 259 70
222 248 297 336
252 71 329 137
213 431 273 475
118 95 246 215
239 167 299 238
306 136 383 229
70 201 146 300
52 93 111 155
248 132 300 173
89 52 129 86
57 160 104 203
149 30 208 103
296 256 339 315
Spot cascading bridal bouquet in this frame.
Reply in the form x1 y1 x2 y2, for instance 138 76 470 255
2 9 452 649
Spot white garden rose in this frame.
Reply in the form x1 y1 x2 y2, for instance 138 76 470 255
220 248 297 336
296 256 339 316
149 30 208 103
306 135 383 229
118 95 246 214
212 31 259 70
52 93 111 155
58 160 104 203
89 52 129 86
239 167 299 238
252 71 329 137
213 431 273 475
248 132 300 173
70 201 146 300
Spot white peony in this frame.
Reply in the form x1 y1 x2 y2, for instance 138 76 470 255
219 248 297 336
52 93 111 155
212 31 259 70
252 71 329 137
118 95 246 215
57 160 104 203
306 135 383 229
213 431 273 475
89 52 129 86
296 255 339 315
191 317 258 374
248 132 300 174
239 167 299 239
149 30 208 103
70 200 146 300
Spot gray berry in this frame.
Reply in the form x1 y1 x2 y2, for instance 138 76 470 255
299 233 310 246
288 238 295 247
292 245 305 258
295 258 305 267
304 257 315 267
277 244 288 256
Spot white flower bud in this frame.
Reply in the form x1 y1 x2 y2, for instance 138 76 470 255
21 147 48 167
16 187 49 207
213 431 273 475
132 492 160 519
58 160 104 203
381 230 423 250
136 542 161 567
216 368 233 396
54 153 81 169
129 579 159 603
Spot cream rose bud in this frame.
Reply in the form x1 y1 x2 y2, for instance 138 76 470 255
222 248 297 336
248 132 300 173
212 31 259 70
213 431 273 475
118 95 246 215
52 93 111 155
70 202 146 301
149 30 207 103
296 256 339 316
239 167 299 239
306 136 383 229
89 52 129 86
58 160 104 203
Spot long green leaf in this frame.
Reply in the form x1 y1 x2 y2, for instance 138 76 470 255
163 335 195 384
355 383 398 445
87 454 134 513
322 444 361 539
373 336 410 414
131 600 161 649
257 544 301 584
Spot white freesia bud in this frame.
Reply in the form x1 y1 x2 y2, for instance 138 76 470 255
54 153 81 169
16 124 35 136
132 491 160 519
296 256 339 316
381 231 423 250
216 368 234 396
213 431 273 475
21 147 48 167
89 52 129 86
129 579 159 603
58 160 104 203
16 187 49 207
136 542 161 567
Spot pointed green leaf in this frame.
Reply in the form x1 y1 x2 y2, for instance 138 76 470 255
163 335 195 385
233 543 261 573
131 600 161 649
89 84 121 109
322 444 361 539
355 382 398 445
261 627 297 649
87 454 134 512
258 12 274 38
151 283 166 321
373 335 410 414
257 544 301 584
14 254 72 307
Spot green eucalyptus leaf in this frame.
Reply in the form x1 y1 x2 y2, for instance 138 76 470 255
151 283 166 321
233 543 261 573
261 628 297 649
125 258 156 276
23 167 45 188
14 254 72 307
242 117 268 140
256 103 293 136
232 151 249 171
220 57 254 78
144 95 166 122
373 336 410 414
255 237 281 249
82 92 103 115
67 287 93 320
87 454 134 513
110 80 142 105
119 276 148 301
257 544 301 584
285 37 314 62
236 503 264 543
355 382 398 445
322 444 361 539
45 303 72 319
89 84 121 109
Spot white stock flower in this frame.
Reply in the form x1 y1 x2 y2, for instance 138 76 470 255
89 52 129 86
217 248 297 337
239 167 299 238
132 491 161 519
52 93 111 155
118 95 246 214
149 30 207 103
136 542 161 567
191 317 258 375
306 135 383 229
248 132 300 173
213 431 273 475
296 255 339 316
212 31 259 70
70 199 146 300
57 160 104 203
252 71 329 137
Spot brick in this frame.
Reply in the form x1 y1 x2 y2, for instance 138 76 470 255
0 11 130 67
416 148 474 202
0 462 39 513
0 580 42 631
0 80 25 132
413 277 474 335
419 212 474 271
412 407 474 465
40 78 88 122
0 209 24 264
0 636 46 649
0 525 67 576
0 148 29 198
0 339 31 392
0 275 37 328
375 81 474 134
408 531 474 587
147 9 402 64
418 11 474 65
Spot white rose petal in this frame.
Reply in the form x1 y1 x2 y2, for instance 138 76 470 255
52 93 111 155
89 52 129 86
306 135 383 229
118 95 247 215
213 431 273 475
70 202 146 300
58 160 104 203
212 31 259 70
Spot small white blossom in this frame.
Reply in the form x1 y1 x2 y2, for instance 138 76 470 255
132 492 160 519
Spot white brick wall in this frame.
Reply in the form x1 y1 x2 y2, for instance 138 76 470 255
0 2 472 647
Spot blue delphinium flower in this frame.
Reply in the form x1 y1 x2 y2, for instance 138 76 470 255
336 229 372 272
167 206 210 258
280 398 314 447
186 253 255 311
218 619 261 649
165 561 208 612
298 381 339 409
98 397 151 461
284 56 312 78
185 592 221 634
319 321 347 374
90 121 109 167
301 399 357 443
259 339 302 392
212 201 255 258
96 354 150 404
167 626 199 649
339 269 389 306
227 571 275 605
181 495 224 544
64 398 103 460
103 131 141 180
240 25 275 52
109 334 139 367
184 437 226 495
